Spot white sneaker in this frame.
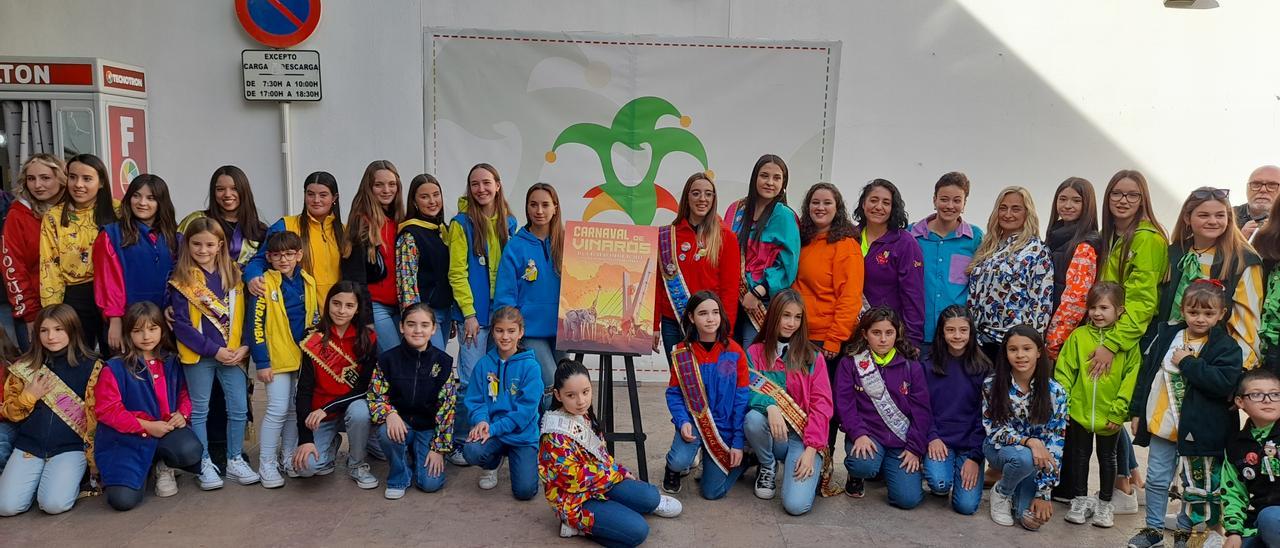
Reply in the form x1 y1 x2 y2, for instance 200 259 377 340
282 454 300 478
154 463 178 497
478 469 499 490
653 495 683 518
225 456 260 485
349 462 378 489
384 487 406 500
1091 500 1115 528
989 488 1014 526
753 464 777 500
559 522 580 538
198 458 224 491
448 451 470 467
259 457 284 489
1112 487 1139 515
1203 530 1227 548
1065 496 1096 524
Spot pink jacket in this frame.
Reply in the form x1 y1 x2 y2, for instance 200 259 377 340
745 343 834 449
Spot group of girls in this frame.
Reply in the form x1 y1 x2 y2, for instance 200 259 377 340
0 150 1276 545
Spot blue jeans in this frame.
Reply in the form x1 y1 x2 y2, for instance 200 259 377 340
984 441 1039 520
430 307 450 351
523 337 564 411
665 429 745 500
371 302 401 354
1243 505 1280 548
735 306 759 347
259 371 297 465
378 425 446 492
299 400 372 475
0 450 86 516
743 409 822 515
1145 436 1194 531
844 437 925 509
580 478 661 548
454 325 493 444
462 437 539 500
0 422 16 475
923 452 984 515
187 357 249 461
659 317 683 364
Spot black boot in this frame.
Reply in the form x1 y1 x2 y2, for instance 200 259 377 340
662 466 682 494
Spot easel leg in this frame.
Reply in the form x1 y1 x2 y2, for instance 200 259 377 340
624 355 648 482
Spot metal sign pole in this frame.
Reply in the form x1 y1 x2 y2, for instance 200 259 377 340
280 100 293 216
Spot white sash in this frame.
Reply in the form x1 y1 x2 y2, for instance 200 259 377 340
541 410 607 463
852 351 910 443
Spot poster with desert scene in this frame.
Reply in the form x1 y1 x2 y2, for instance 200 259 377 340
557 221 657 355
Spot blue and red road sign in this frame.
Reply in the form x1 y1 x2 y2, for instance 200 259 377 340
235 0 322 49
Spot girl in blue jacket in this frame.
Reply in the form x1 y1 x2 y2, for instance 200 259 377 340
462 306 544 500
493 183 564 410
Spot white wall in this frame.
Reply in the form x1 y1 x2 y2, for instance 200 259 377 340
2 0 1276 228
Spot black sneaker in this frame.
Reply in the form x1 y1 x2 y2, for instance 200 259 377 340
845 477 865 498
1125 527 1165 548
662 466 682 494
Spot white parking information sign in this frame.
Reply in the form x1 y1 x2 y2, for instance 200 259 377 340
242 49 321 101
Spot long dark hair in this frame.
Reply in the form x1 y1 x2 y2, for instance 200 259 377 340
1253 192 1280 264
680 290 731 345
757 289 816 372
119 302 175 379
63 153 117 227
853 179 909 231
848 306 919 360
205 165 266 243
550 358 603 436
315 281 376 359
987 325 1054 425
118 174 179 257
22 304 94 371
405 173 446 225
928 305 991 377
344 160 404 261
1046 177 1099 252
799 182 856 245
736 154 789 250
525 183 565 275
299 171 346 274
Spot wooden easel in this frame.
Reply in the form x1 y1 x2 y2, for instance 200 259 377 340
569 350 648 482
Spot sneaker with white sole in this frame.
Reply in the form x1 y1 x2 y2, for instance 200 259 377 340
349 462 378 489
479 468 499 490
1112 487 1139 515
448 451 470 467
1126 527 1165 548
1065 496 1096 524
1092 500 1115 528
198 458 224 491
653 495 683 518
754 464 777 500
225 456 260 485
1202 530 1226 548
384 486 406 500
259 457 284 489
154 463 178 497
559 522 580 538
282 455 300 478
989 488 1015 526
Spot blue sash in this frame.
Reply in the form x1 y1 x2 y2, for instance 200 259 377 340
659 225 693 326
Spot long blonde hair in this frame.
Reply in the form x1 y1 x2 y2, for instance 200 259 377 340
1170 187 1256 277
173 218 240 290
463 163 513 257
969 186 1041 271
344 160 404 261
17 153 67 218
674 172 723 268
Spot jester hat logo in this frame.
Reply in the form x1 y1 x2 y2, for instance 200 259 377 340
545 97 710 225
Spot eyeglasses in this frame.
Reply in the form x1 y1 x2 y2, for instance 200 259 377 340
267 251 301 260
1241 391 1280 403
1249 181 1280 192
1109 191 1143 203
1189 188 1230 201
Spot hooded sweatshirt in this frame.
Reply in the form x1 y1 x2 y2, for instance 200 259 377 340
1053 323 1140 433
493 227 561 338
465 348 543 447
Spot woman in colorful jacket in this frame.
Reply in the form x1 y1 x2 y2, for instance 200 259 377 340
178 165 268 267
1043 177 1101 359
910 172 983 355
654 172 740 360
966 186 1054 361
855 179 926 347
2 153 66 350
724 154 800 346
396 174 454 351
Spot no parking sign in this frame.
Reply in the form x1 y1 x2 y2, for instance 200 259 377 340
235 0 321 48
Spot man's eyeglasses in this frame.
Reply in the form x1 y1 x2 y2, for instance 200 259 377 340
1189 188 1230 201
1240 391 1280 403
1249 181 1280 192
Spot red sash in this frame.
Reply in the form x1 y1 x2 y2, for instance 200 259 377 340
300 332 361 388
671 345 733 473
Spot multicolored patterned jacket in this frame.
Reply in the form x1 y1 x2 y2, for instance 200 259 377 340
967 235 1054 345
538 411 628 533
982 375 1067 500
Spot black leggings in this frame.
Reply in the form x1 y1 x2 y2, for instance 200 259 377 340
1064 419 1119 501
63 282 105 354
106 427 203 511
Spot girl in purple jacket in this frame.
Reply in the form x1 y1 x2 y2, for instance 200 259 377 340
921 305 991 515
836 306 932 508
853 180 925 347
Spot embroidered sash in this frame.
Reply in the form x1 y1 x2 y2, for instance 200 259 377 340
658 225 693 326
170 270 235 343
730 200 766 330
671 345 733 473
9 361 92 442
541 410 607 463
852 351 910 442
747 370 807 435
300 332 361 387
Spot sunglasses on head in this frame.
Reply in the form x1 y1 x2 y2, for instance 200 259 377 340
1190 188 1230 201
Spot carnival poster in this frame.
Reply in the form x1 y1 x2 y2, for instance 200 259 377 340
557 221 657 355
